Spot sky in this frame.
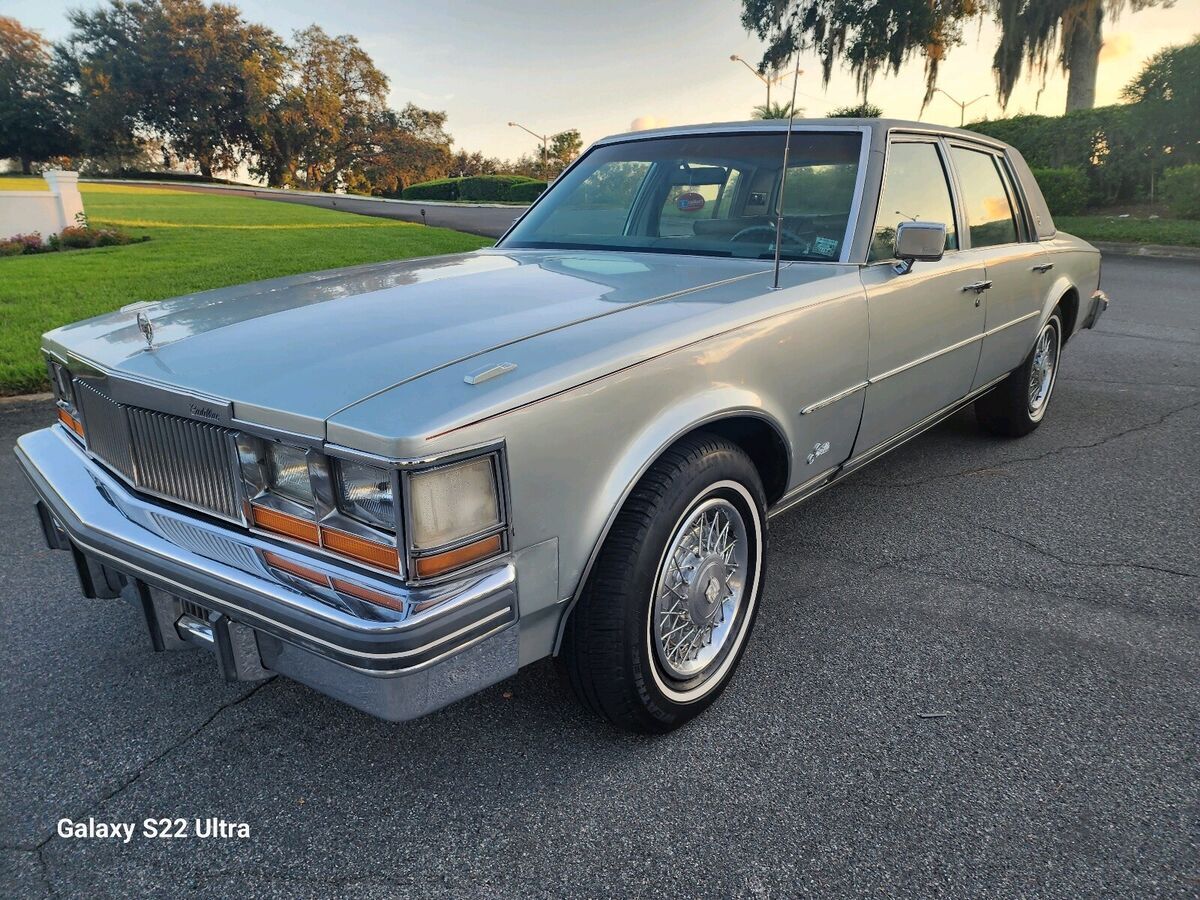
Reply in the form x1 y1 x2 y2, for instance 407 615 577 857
7 0 1199 159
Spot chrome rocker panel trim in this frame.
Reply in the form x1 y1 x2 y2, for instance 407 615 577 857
15 425 519 721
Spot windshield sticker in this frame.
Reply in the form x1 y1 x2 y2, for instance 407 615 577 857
676 192 706 212
812 236 839 258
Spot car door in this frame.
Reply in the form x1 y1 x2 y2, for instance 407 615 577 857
945 142 1048 390
854 137 987 454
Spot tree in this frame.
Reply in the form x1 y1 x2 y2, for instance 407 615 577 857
57 0 284 176
739 0 1166 116
0 17 75 172
828 101 883 117
1121 35 1199 166
539 129 582 176
346 104 454 195
249 25 390 190
991 0 1165 113
451 149 502 176
1119 35 1200 201
753 100 804 119
740 0 979 109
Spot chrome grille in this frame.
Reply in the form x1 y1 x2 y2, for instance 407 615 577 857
74 381 242 522
75 381 135 480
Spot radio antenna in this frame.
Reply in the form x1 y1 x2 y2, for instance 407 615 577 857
771 51 803 290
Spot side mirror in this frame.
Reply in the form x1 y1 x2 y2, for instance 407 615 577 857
892 221 946 274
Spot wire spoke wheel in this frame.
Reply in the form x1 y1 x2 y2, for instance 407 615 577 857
651 497 749 680
1027 318 1060 420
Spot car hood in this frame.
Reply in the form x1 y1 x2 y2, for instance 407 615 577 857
44 249 777 435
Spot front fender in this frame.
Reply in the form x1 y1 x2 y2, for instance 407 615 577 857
548 391 792 653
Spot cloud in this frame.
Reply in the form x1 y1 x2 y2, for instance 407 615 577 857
1099 33 1133 62
630 115 668 131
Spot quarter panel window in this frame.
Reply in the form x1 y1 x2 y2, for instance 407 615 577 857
869 142 958 262
950 147 1019 248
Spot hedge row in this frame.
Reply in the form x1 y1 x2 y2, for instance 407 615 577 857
966 104 1197 208
401 174 547 203
1161 165 1200 219
1031 167 1089 216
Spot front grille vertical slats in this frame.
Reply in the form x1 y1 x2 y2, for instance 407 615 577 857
72 381 242 523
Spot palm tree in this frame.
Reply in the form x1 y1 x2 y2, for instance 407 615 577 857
753 101 804 120
992 0 1164 112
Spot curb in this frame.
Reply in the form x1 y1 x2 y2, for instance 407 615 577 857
1092 240 1200 261
0 392 53 406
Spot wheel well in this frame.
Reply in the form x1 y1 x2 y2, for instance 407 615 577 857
687 416 790 506
1058 288 1080 344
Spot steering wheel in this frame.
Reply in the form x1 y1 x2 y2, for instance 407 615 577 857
729 224 807 246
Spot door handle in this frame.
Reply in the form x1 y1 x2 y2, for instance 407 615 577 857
961 280 992 293
1032 263 1054 273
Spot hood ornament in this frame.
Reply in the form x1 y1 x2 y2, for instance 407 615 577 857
136 311 155 350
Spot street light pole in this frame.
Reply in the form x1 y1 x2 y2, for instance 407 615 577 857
934 89 990 127
508 121 550 182
730 54 790 111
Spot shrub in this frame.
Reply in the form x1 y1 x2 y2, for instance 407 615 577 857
0 233 47 255
48 224 144 251
459 174 537 202
1161 164 1200 219
401 178 460 201
1031 167 1089 216
506 180 547 203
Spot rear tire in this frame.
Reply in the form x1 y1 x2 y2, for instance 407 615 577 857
560 433 766 734
976 310 1063 438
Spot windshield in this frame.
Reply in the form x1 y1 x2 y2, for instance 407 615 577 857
500 130 863 262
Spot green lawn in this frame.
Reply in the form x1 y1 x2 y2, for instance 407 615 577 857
1056 214 1200 247
0 183 492 394
0 176 49 190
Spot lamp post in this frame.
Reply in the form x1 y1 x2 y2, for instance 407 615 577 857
934 89 990 127
730 54 790 110
508 121 550 182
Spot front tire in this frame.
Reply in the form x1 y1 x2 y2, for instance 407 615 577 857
976 310 1063 437
561 433 766 734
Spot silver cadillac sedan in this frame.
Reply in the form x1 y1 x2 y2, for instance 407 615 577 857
16 119 1108 733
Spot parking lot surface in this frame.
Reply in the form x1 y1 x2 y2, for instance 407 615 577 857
1 255 1196 898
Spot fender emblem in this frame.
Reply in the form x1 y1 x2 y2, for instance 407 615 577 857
806 441 830 465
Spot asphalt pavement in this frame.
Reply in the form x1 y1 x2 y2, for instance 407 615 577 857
1 255 1196 898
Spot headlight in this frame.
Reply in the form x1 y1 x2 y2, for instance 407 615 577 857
336 460 395 531
407 456 501 549
266 443 313 507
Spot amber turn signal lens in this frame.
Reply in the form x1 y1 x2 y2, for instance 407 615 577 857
330 577 407 612
262 550 326 585
57 407 84 438
414 533 502 579
320 527 400 570
251 505 319 544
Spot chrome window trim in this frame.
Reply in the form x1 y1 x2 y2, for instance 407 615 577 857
499 125 872 265
865 133 964 264
943 140 1026 252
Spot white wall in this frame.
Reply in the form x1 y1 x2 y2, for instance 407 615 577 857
0 171 86 241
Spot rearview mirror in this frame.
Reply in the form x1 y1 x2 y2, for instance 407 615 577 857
893 221 947 274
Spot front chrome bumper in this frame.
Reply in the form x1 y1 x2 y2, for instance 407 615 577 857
15 425 519 721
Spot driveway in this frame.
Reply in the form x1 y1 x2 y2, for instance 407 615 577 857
1 255 1196 898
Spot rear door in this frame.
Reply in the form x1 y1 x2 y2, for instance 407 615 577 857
855 137 987 454
946 142 1047 389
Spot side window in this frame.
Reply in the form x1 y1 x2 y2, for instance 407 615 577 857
950 147 1019 248
869 142 958 262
